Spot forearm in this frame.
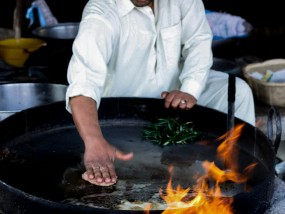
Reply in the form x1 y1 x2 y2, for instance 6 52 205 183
70 95 103 149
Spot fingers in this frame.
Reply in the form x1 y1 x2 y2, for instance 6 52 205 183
82 171 115 186
95 165 114 183
179 99 195 110
84 162 117 186
162 91 178 108
179 99 188 109
83 149 133 186
161 91 169 99
162 90 197 110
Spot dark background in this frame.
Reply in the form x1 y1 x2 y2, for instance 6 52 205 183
0 0 88 30
1 0 285 84
202 0 285 61
1 0 285 34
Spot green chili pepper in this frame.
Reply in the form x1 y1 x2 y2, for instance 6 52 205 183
143 117 204 146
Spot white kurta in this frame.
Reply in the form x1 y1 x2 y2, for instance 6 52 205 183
66 0 256 125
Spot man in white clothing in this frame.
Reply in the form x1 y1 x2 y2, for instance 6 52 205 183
66 0 255 186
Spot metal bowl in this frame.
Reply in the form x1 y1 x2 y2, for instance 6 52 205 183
32 22 79 40
0 83 67 121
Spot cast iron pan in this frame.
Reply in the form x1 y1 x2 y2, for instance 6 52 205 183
0 98 279 214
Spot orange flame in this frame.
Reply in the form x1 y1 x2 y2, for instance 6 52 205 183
145 124 257 214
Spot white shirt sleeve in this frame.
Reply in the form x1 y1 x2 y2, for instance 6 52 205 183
179 0 213 100
65 15 115 112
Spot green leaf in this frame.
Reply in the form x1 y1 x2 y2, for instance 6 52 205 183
142 117 204 146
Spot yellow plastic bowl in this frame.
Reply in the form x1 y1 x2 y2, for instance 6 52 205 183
0 38 46 67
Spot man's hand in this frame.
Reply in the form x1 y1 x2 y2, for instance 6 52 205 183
83 136 133 186
161 90 197 110
69 95 133 186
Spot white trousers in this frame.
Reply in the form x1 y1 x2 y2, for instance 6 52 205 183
197 70 256 126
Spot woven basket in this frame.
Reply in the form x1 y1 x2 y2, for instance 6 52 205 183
243 59 285 107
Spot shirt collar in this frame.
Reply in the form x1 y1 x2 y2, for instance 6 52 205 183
116 0 135 17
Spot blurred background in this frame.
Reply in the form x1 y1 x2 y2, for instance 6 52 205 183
1 0 285 84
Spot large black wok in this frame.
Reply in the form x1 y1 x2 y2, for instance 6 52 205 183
0 98 280 214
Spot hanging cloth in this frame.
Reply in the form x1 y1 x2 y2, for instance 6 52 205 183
26 0 58 27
